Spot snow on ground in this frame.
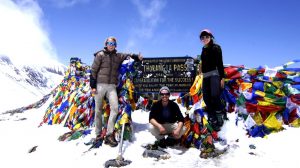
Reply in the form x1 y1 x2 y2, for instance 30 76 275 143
0 99 300 168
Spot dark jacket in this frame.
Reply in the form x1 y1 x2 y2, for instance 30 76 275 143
200 43 225 79
90 48 139 89
149 100 184 124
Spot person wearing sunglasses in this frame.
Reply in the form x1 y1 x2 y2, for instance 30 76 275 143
198 29 225 132
90 36 143 147
149 86 185 148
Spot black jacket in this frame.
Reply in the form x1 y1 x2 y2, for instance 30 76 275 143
149 100 184 124
200 43 225 79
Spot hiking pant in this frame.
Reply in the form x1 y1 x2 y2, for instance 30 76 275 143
149 123 186 140
94 83 119 137
202 75 222 121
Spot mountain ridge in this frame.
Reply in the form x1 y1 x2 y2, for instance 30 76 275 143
0 55 66 112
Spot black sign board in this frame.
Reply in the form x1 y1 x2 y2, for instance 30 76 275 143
133 57 197 93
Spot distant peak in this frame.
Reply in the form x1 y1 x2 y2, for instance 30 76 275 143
0 55 13 65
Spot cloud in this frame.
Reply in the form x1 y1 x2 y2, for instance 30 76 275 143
132 0 166 38
45 0 91 8
125 0 166 51
0 0 58 66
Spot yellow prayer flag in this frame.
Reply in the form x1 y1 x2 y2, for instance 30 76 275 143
272 81 283 89
264 113 282 130
257 100 273 107
73 123 82 130
253 112 263 125
120 113 129 125
240 82 252 91
53 113 60 124
290 118 300 127
255 90 266 97
190 75 202 96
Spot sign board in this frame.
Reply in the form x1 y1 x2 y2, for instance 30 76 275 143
133 57 197 93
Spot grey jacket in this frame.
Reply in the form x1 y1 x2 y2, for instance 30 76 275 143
90 48 139 88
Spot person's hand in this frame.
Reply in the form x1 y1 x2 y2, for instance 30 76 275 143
138 52 143 61
158 125 167 135
198 63 202 75
220 78 225 88
172 128 181 139
91 88 97 95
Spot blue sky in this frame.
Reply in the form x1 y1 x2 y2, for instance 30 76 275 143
1 0 300 68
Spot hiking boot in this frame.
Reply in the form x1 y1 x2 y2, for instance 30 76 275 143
145 143 158 150
104 134 118 147
216 111 224 127
154 138 166 148
92 137 103 148
94 135 103 144
223 111 229 121
208 118 220 132
95 128 106 140
212 124 221 132
165 136 179 147
95 132 105 141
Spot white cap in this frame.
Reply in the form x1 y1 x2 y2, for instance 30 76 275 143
159 86 170 93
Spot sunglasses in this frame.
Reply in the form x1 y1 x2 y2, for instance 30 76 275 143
160 92 170 96
106 41 116 46
200 35 210 40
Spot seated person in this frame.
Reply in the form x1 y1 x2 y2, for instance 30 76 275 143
149 86 186 147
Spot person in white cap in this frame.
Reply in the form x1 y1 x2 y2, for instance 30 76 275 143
149 86 186 147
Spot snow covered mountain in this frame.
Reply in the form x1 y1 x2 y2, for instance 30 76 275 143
0 55 66 113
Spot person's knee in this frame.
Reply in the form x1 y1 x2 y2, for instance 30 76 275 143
149 125 163 139
178 126 187 138
108 102 118 115
149 124 158 134
110 107 118 115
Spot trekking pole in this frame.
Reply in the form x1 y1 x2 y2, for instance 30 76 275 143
104 112 131 168
116 119 125 160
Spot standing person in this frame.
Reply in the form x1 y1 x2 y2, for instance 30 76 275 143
149 86 186 147
198 29 225 131
90 36 143 147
